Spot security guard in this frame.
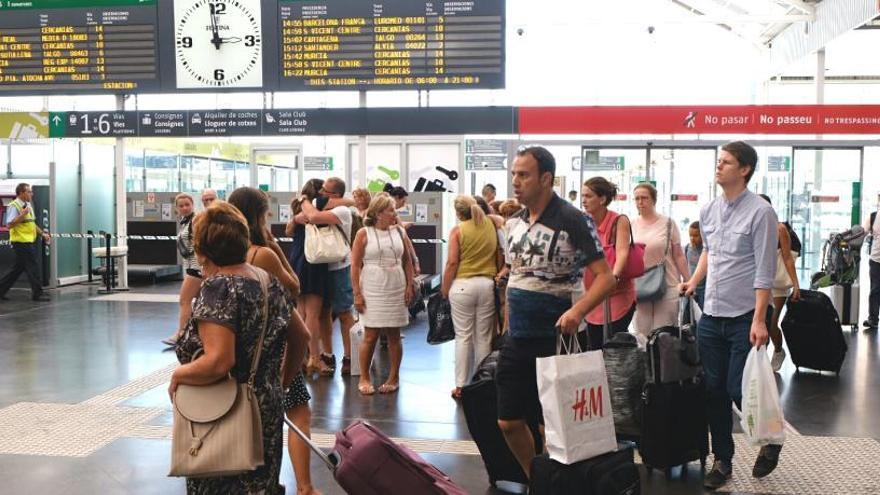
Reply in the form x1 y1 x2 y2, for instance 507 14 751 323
0 183 51 302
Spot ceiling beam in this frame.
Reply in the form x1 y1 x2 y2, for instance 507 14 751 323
768 0 880 75
776 0 818 15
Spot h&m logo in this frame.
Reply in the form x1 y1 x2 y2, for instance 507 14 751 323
572 385 604 422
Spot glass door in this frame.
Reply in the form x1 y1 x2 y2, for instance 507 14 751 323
252 149 301 192
790 148 863 278
577 146 649 219
651 147 717 240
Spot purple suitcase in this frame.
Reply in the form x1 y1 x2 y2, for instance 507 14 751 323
285 417 467 495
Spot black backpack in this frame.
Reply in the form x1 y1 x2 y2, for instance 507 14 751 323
783 222 801 255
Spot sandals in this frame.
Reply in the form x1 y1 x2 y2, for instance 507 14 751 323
378 382 399 394
358 383 375 395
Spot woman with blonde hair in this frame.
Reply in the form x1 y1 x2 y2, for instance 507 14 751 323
351 193 416 395
631 183 690 337
164 193 201 347
441 195 502 399
351 187 372 218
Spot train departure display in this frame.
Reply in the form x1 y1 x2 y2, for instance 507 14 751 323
0 0 160 94
278 0 504 91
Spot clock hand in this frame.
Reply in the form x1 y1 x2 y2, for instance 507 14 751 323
209 7 222 50
219 36 242 44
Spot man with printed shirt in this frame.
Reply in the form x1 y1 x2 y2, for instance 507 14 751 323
682 141 781 490
497 146 615 479
0 183 51 302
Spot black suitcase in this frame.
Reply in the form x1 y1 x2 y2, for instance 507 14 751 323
639 379 708 474
461 349 541 492
529 444 641 495
781 289 848 374
638 297 708 474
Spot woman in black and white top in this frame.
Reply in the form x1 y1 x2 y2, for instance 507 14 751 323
164 193 202 347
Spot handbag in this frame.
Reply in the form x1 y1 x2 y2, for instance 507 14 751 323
537 335 617 465
426 292 455 345
169 269 272 478
635 218 672 302
304 222 350 264
606 215 646 280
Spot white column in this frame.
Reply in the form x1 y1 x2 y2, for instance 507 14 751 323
115 94 128 290
358 91 367 188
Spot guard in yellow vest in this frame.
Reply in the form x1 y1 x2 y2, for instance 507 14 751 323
0 183 51 302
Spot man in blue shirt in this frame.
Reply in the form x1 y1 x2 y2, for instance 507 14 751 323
497 146 615 478
683 142 780 490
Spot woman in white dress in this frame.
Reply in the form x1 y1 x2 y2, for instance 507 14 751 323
351 193 415 395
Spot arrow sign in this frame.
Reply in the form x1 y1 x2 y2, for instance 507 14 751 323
48 112 67 138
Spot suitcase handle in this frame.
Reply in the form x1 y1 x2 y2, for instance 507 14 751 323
284 416 339 472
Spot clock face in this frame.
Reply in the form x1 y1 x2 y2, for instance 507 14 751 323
174 0 263 89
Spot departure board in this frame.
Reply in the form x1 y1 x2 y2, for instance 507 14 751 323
278 0 505 91
0 0 160 94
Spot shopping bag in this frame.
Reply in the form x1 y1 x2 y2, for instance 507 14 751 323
740 346 786 446
426 293 455 345
537 337 617 464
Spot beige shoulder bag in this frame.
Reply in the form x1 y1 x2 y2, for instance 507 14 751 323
169 269 272 478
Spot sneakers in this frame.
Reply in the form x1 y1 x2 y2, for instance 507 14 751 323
320 353 336 375
703 459 732 490
341 356 351 376
770 348 786 372
752 444 782 478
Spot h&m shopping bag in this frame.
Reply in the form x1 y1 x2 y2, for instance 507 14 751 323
536 337 617 465
740 346 786 446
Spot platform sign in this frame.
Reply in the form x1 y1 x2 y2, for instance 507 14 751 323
767 156 791 172
277 0 505 91
0 0 160 95
304 156 334 171
578 150 625 171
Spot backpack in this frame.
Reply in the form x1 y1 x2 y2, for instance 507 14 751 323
783 221 801 255
869 212 877 251
349 208 364 245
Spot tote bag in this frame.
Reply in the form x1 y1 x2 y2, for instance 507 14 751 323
536 337 617 465
635 218 672 302
305 223 350 264
169 270 272 478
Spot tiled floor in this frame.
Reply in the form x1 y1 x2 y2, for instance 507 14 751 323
1 280 879 494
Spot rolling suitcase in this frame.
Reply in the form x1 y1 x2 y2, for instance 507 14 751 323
638 297 708 475
461 347 541 493
818 283 859 331
781 289 848 374
285 418 467 495
529 443 641 495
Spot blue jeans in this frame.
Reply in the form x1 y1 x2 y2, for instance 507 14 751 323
698 309 768 462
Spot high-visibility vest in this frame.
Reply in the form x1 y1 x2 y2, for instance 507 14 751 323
8 199 37 243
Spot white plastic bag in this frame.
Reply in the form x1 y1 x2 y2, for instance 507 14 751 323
537 337 617 464
349 321 365 376
740 346 786 446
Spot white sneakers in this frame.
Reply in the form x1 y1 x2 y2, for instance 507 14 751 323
770 348 786 372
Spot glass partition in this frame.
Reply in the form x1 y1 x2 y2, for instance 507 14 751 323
652 148 717 239
125 149 145 192
144 150 178 192
181 156 210 192
234 161 250 188
349 143 402 193
210 158 236 194
790 148 863 277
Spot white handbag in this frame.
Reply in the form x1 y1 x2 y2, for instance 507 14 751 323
304 223 350 264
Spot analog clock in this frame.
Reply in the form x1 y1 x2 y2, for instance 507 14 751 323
174 0 263 89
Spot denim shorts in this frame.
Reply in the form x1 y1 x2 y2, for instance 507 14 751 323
327 266 354 315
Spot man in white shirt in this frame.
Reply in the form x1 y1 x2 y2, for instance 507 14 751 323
301 177 358 375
